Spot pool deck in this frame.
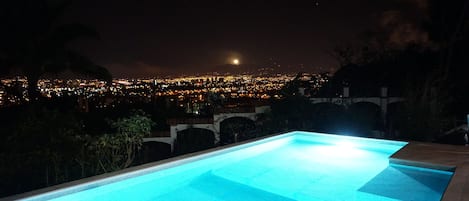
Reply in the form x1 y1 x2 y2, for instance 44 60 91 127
390 141 469 201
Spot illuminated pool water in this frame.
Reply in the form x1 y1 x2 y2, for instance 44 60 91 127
20 132 453 201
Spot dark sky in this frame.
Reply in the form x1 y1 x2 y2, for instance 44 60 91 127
63 0 424 77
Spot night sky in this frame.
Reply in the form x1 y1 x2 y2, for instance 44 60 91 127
63 0 426 77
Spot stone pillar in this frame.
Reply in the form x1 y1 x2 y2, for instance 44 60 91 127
380 87 388 130
298 87 306 96
466 114 469 146
343 87 349 97
214 131 220 145
170 126 180 152
467 114 469 128
213 114 222 144
380 87 388 97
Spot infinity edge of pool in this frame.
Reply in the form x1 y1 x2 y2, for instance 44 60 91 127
4 131 457 201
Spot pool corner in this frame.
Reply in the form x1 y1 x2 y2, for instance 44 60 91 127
390 141 469 201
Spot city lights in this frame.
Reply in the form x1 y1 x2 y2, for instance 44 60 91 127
0 73 330 113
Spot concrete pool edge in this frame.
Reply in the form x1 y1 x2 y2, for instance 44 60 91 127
3 131 466 201
389 158 456 172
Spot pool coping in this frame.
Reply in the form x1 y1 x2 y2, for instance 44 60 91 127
390 141 469 201
3 132 468 201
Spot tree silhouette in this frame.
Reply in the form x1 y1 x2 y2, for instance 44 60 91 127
270 95 314 131
0 0 111 100
91 110 153 173
220 117 256 144
424 0 469 117
0 105 85 196
321 0 469 141
174 127 215 155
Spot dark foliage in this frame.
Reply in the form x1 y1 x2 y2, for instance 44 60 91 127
0 0 111 99
220 117 256 144
174 128 215 155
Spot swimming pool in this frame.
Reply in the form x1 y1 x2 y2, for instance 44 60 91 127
17 131 453 201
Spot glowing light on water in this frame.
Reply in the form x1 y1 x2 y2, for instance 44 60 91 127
335 140 356 149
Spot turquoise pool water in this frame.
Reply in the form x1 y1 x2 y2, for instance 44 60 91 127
21 132 453 201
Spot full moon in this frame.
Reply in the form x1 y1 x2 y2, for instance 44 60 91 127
232 59 239 65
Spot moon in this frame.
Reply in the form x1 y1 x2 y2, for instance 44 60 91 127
233 59 239 65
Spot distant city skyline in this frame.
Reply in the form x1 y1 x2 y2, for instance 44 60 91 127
61 0 426 77
0 73 330 109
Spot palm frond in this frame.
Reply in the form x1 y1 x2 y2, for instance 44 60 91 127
45 0 72 24
66 51 112 83
44 23 100 51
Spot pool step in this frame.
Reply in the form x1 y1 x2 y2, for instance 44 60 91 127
192 171 399 201
358 165 452 201
188 171 295 201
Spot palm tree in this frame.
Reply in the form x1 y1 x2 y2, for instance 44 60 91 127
0 0 111 100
